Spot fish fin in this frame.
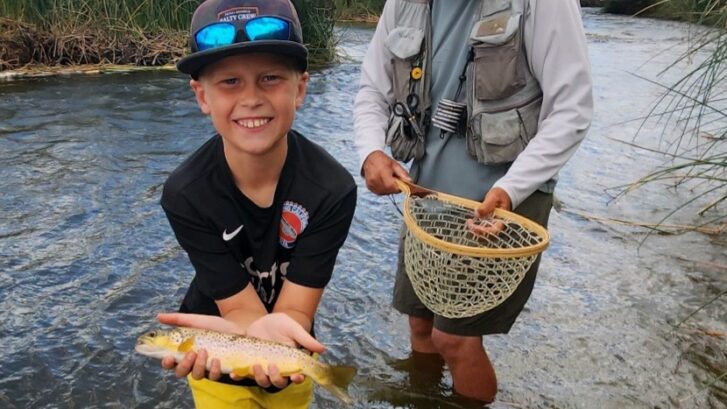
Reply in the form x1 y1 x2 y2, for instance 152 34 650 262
178 337 195 353
232 366 252 378
331 365 357 389
321 365 357 405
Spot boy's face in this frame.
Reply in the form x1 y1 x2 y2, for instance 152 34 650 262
190 53 308 158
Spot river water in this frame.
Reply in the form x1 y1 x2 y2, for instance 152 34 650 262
0 8 725 409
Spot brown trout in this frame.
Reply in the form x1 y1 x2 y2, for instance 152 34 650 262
135 327 356 404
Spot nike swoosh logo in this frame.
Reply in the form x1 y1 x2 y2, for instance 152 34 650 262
222 225 244 241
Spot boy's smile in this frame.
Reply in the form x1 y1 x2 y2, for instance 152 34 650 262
190 52 309 162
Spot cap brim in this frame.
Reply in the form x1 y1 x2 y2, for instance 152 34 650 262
177 40 308 78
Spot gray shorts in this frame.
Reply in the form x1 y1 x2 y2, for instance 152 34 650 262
392 190 553 336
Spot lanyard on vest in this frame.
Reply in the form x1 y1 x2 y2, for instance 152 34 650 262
432 48 474 138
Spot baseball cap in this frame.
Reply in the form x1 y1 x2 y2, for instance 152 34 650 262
177 0 308 78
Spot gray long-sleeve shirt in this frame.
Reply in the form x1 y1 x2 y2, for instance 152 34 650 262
353 0 593 208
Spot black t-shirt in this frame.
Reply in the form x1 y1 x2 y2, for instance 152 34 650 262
161 130 356 316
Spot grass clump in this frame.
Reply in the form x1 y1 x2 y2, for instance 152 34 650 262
619 0 726 232
333 0 385 22
0 0 339 71
294 0 336 65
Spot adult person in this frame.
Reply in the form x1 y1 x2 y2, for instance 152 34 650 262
353 0 593 403
156 0 356 407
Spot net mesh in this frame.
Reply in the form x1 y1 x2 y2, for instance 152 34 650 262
403 195 547 318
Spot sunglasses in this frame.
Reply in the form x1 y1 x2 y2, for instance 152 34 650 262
194 16 297 52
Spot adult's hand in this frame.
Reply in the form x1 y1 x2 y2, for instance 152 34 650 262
467 187 512 236
156 312 244 381
362 150 411 195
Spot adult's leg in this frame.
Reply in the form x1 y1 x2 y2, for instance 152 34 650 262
409 315 437 353
425 191 553 402
393 226 438 354
430 330 497 402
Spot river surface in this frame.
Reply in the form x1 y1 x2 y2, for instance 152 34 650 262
0 8 725 409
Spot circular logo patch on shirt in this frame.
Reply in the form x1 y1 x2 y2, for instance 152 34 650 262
279 201 309 249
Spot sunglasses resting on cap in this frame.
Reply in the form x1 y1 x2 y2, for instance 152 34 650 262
177 0 308 78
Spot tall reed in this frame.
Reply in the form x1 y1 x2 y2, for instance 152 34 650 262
605 1 726 399
293 0 336 64
0 0 198 31
619 1 726 230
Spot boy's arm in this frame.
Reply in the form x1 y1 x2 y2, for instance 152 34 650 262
215 283 270 330
271 281 322 331
215 282 323 344
159 283 323 346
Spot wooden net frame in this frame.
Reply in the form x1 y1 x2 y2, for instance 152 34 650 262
396 180 550 318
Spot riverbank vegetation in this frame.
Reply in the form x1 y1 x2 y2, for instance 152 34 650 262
617 4 725 394
0 0 340 72
616 0 725 232
333 0 384 22
603 0 726 25
0 0 190 71
1 0 722 72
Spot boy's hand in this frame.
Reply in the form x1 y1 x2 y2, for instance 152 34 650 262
246 312 323 351
157 313 244 381
156 312 325 388
158 312 244 334
362 150 411 195
245 313 326 387
161 348 223 381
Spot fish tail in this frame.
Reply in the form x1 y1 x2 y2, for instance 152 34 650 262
317 364 356 405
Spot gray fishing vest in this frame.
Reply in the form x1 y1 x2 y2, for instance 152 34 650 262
384 0 543 164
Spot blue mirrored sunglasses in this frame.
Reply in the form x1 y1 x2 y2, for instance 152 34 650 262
195 16 294 52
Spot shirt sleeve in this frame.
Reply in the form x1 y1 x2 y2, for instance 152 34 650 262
353 0 397 174
284 187 357 288
493 0 594 208
161 189 249 301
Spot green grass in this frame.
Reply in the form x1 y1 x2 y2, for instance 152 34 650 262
333 0 385 21
0 0 198 31
0 0 340 68
293 0 336 64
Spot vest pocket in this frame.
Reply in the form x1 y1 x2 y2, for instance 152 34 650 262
384 27 427 162
466 95 542 164
386 113 425 162
470 13 525 101
386 27 425 102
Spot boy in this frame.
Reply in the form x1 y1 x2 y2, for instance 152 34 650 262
157 0 357 407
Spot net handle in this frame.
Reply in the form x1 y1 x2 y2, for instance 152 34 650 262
395 179 550 258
